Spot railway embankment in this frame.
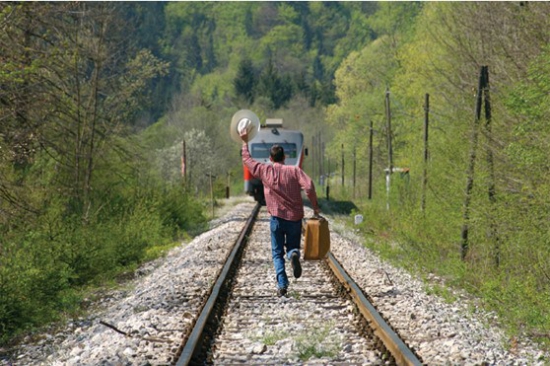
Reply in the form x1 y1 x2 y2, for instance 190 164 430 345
1 198 547 365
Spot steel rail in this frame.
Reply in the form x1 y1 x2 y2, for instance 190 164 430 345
326 252 423 366
175 203 261 366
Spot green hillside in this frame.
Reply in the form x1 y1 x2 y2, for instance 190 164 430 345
2 1 550 349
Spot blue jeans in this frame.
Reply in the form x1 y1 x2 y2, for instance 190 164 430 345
269 216 302 290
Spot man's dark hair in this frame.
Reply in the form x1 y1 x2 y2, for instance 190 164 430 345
270 144 285 162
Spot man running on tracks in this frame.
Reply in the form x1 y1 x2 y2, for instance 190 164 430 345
240 129 320 297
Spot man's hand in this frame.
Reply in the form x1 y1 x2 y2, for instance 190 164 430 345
239 129 248 143
313 208 320 216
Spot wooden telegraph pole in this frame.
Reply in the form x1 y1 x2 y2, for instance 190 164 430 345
461 68 483 261
421 94 430 212
386 89 393 175
182 140 187 185
385 88 393 210
368 120 373 200
326 156 330 200
312 135 316 181
318 131 323 185
207 173 216 218
461 66 498 262
353 146 356 198
341 143 345 187
484 67 499 267
226 172 231 199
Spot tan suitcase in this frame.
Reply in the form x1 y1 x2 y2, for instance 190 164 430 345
303 216 330 260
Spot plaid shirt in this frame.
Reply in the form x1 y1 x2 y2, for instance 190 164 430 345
242 143 318 221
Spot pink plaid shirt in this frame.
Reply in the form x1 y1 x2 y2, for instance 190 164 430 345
242 143 318 221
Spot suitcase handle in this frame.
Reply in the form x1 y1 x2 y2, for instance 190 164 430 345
309 214 326 221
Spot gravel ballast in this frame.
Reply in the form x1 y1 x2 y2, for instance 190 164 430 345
1 199 548 365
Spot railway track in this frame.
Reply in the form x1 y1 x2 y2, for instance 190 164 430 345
6 200 545 365
175 204 422 365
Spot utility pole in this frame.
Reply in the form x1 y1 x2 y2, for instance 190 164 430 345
421 94 429 212
318 131 323 185
226 172 231 199
368 120 373 200
321 141 325 186
353 146 356 198
341 143 345 187
483 67 499 267
461 67 485 261
385 88 393 210
326 156 330 201
312 135 316 180
182 140 187 184
206 173 216 218
386 88 393 175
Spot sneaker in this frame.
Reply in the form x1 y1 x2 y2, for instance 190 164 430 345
277 287 288 297
291 252 302 279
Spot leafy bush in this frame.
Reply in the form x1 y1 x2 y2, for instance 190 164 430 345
0 159 207 345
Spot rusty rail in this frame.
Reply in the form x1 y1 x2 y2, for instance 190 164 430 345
326 252 423 366
175 203 261 366
176 203 421 365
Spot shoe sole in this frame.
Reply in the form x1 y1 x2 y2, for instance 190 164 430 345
291 253 302 278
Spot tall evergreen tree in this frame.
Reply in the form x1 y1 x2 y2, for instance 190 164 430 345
234 59 257 104
257 59 293 109
272 73 294 110
313 55 324 80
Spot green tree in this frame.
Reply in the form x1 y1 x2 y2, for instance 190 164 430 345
38 3 168 215
257 59 293 110
0 2 197 344
234 59 257 104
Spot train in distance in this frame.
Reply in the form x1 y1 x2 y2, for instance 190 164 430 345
232 115 306 205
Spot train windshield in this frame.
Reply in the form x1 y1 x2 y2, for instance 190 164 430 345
250 143 298 159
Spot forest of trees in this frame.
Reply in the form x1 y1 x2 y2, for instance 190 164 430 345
2 1 550 349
